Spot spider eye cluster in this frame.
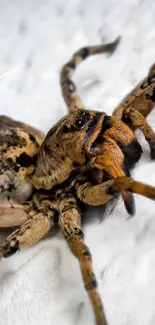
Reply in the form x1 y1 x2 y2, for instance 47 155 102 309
75 111 90 129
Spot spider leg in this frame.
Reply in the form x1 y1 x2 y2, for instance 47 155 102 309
75 173 155 215
112 175 155 200
75 180 114 206
75 178 134 215
0 205 29 228
113 63 155 119
122 107 155 159
60 37 120 112
0 206 57 258
92 155 155 200
59 194 108 325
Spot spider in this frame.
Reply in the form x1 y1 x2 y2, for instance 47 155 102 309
1 36 155 325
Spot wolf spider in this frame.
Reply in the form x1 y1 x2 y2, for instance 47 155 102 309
1 36 155 325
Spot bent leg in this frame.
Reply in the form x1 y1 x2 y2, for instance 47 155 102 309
113 63 155 119
122 107 155 159
75 175 155 216
59 194 108 325
75 180 114 206
61 37 120 111
0 208 56 258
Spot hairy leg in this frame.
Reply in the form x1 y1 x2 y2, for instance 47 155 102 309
75 179 114 206
59 194 108 325
75 175 155 216
0 202 57 258
60 37 120 111
75 178 134 215
112 176 155 199
122 107 155 159
113 63 155 119
0 206 29 228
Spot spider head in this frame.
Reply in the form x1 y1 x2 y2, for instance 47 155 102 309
57 108 107 165
32 108 108 190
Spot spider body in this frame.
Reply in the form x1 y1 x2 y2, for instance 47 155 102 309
1 37 155 325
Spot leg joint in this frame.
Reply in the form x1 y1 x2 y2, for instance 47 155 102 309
85 276 98 291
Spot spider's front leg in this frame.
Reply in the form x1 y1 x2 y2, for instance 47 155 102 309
75 173 155 217
89 153 155 214
122 106 155 159
59 193 108 325
112 62 155 155
61 36 120 112
75 179 114 206
0 197 58 258
113 63 155 119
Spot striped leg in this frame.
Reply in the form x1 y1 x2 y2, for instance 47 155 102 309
0 204 57 258
75 176 155 216
122 107 155 159
113 63 155 119
60 37 121 111
59 194 108 325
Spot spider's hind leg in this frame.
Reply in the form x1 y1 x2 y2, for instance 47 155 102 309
59 193 108 325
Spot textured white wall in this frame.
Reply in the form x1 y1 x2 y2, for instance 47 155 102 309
1 1 155 325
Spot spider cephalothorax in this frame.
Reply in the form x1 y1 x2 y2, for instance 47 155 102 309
1 37 155 325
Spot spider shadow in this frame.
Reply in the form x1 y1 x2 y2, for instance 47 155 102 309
81 196 118 228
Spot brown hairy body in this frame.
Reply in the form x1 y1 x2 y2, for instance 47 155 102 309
1 37 155 325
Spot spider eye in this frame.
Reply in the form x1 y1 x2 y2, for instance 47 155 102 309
75 111 90 129
75 118 86 129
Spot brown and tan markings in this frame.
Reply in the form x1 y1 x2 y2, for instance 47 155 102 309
1 37 155 325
